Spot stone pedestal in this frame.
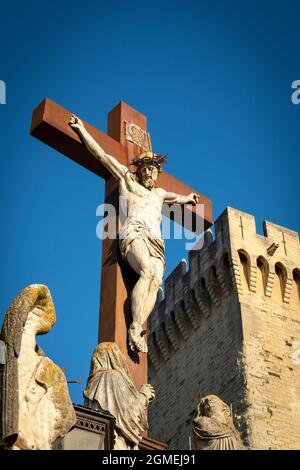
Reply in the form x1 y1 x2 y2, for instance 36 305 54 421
53 405 167 451
53 405 115 450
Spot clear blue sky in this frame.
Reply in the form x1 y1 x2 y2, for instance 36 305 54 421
1 0 299 404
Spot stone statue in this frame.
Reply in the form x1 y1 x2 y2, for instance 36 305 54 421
69 115 199 353
192 395 244 450
0 284 76 450
83 342 155 450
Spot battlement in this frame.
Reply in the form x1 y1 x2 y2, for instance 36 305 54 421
148 207 300 371
149 207 300 450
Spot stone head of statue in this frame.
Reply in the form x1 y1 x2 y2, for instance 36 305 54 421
25 285 56 335
131 152 166 189
90 342 132 379
1 284 56 349
192 395 245 450
194 394 231 425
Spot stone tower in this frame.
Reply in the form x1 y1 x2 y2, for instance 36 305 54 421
148 207 300 450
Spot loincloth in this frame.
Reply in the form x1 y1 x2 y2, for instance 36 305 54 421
119 220 165 268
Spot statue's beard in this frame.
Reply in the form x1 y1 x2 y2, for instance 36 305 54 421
142 177 155 189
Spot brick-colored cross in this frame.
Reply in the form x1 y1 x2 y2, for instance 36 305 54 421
30 98 212 390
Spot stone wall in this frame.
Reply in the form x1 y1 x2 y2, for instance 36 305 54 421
229 210 300 449
148 207 300 450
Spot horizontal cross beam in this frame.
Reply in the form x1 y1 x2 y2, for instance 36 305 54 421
30 98 126 180
30 98 213 231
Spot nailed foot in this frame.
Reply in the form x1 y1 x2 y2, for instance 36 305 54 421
128 322 148 353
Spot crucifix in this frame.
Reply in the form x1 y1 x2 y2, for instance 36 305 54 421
30 98 212 391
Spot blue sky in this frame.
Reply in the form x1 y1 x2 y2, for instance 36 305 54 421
0 0 299 404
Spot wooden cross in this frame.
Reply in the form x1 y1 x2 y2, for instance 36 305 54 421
30 98 212 390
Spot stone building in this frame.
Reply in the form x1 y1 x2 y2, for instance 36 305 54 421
148 207 300 450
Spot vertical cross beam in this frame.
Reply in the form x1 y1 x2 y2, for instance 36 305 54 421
98 102 148 391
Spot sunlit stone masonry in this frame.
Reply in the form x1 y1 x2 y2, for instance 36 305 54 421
148 207 300 450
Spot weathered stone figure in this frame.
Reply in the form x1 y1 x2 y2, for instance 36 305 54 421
0 284 76 450
84 342 155 450
192 395 244 450
69 115 199 353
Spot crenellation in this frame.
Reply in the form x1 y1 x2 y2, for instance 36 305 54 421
149 206 300 449
185 290 201 329
173 301 191 341
164 259 187 303
193 281 210 318
215 256 232 299
263 220 299 243
206 266 222 307
165 314 181 351
148 347 160 372
155 327 170 362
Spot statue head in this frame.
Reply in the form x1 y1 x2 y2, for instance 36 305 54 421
131 151 166 189
194 395 231 425
25 286 56 335
1 284 56 344
89 342 131 378
192 395 244 450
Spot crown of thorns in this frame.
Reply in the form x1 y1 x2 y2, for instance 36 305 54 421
131 152 167 170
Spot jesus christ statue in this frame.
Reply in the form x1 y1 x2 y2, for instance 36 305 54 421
69 114 199 353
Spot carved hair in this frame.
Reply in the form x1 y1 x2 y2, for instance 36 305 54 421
131 152 167 175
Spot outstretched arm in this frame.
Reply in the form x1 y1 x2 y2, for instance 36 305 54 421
162 189 200 205
69 114 127 180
